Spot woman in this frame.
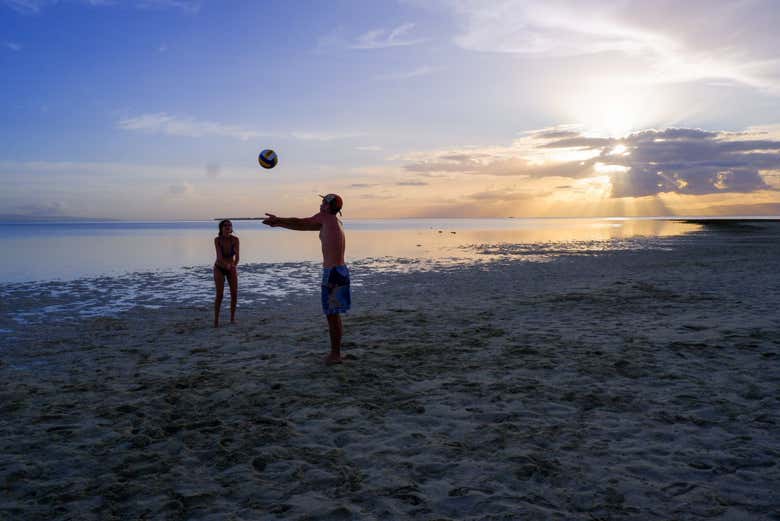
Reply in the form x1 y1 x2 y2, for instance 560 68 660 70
214 219 239 327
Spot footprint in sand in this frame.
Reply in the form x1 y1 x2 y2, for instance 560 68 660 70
251 456 267 473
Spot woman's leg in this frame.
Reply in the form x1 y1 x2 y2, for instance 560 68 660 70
214 265 225 328
227 267 238 323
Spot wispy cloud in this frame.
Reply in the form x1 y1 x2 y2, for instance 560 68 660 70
3 0 49 14
168 182 193 196
351 22 427 49
10 201 68 216
447 0 780 93
136 0 199 13
402 126 780 198
118 113 365 143
451 2 671 56
3 41 22 51
3 0 199 14
290 131 364 141
118 113 263 141
0 159 204 179
466 187 536 201
373 65 438 81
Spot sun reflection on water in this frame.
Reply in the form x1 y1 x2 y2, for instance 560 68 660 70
0 219 702 329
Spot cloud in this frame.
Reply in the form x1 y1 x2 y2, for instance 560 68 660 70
404 153 595 178
606 129 780 197
3 0 199 13
11 201 68 216
356 146 382 151
540 136 614 149
351 22 427 49
205 162 220 178
118 113 262 141
402 126 780 198
136 0 200 13
396 180 428 186
3 41 22 51
466 188 535 201
118 113 363 143
3 0 49 13
699 202 780 217
0 159 223 182
289 131 364 141
409 187 540 218
373 66 438 81
530 128 582 140
168 182 193 196
445 0 780 93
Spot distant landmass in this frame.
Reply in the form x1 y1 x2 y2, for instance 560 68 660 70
0 214 119 222
701 202 780 216
213 217 266 221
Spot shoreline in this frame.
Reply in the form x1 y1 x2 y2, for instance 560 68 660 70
0 230 690 330
0 217 703 285
3 215 780 224
1 224 779 519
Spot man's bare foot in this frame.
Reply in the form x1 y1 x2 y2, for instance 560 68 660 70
325 354 343 365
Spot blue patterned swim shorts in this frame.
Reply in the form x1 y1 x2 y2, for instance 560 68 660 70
321 265 351 315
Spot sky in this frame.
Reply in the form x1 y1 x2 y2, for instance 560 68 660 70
2 0 780 220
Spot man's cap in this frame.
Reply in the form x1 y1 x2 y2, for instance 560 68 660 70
319 193 343 214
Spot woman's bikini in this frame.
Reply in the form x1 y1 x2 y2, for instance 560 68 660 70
215 236 236 276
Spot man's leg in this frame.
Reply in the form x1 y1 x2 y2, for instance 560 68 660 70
325 313 343 365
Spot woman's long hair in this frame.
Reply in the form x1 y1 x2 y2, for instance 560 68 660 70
218 219 232 237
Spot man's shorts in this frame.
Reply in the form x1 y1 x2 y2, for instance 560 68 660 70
321 265 351 315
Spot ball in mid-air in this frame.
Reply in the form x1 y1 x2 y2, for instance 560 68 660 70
258 149 278 169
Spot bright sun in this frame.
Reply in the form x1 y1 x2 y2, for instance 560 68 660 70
578 93 640 137
557 77 667 138
609 143 629 155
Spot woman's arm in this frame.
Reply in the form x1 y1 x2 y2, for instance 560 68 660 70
232 237 240 267
215 237 230 269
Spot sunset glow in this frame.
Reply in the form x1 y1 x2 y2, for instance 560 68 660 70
1 0 779 219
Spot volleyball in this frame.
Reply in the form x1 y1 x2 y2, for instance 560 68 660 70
258 149 278 169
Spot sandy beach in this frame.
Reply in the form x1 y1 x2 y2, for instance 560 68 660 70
1 222 779 520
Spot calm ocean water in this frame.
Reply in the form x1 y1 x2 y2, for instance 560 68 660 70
0 218 703 330
0 218 699 283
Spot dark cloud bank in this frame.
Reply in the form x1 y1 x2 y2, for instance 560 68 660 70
405 128 780 198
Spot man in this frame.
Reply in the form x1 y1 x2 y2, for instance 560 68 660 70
262 194 350 365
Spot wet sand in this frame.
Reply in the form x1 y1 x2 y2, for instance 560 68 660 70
1 223 779 520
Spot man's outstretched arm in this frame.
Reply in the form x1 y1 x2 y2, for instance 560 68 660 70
262 213 322 231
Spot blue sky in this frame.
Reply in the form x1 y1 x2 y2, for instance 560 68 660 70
2 0 780 219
